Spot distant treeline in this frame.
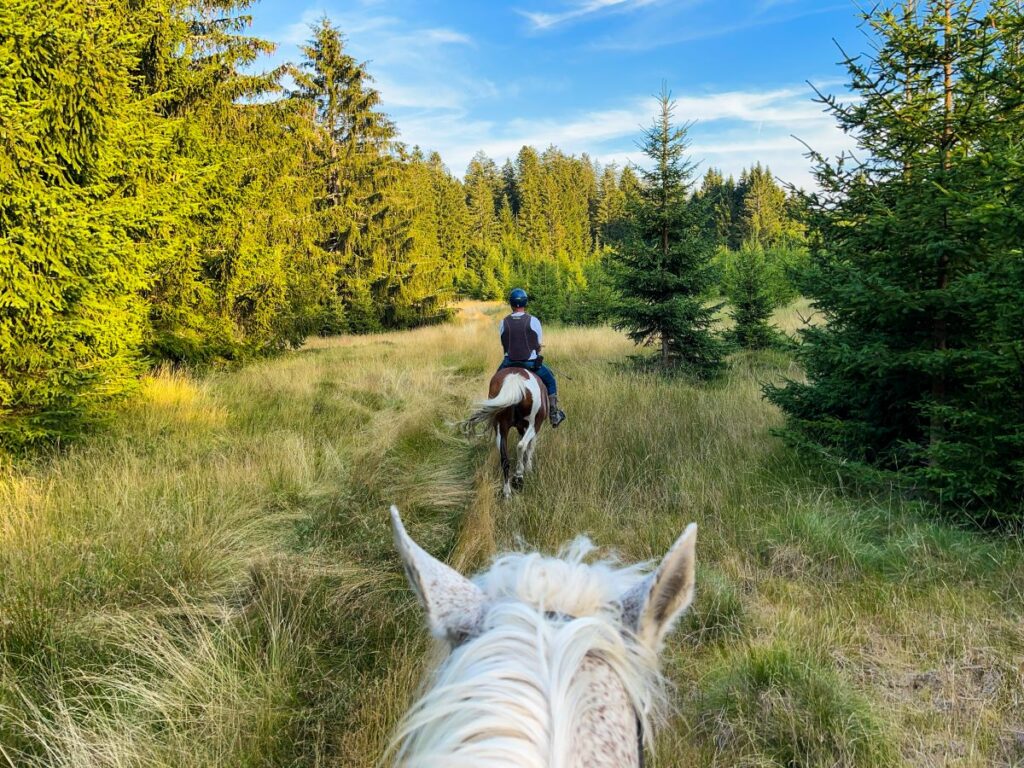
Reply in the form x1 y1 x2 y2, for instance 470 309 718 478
479 157 810 325
0 0 806 447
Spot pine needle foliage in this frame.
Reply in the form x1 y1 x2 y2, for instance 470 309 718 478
726 243 783 350
767 1 1024 522
1 0 167 445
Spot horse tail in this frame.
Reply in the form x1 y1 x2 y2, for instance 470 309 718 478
460 374 528 433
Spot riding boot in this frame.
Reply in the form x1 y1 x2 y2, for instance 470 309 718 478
549 394 566 428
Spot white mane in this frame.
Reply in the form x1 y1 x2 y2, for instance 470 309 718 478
390 538 667 768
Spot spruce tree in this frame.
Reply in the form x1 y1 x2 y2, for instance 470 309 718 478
135 0 287 363
501 159 520 216
402 150 466 322
767 1 1024 519
429 153 470 284
726 243 779 350
737 163 789 248
515 146 549 257
618 165 642 202
462 152 504 298
595 164 627 248
295 19 424 331
212 99 327 353
612 87 725 374
587 158 604 248
0 0 173 445
539 146 593 264
464 152 501 248
695 168 737 247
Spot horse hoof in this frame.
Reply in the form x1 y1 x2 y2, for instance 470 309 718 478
511 476 524 492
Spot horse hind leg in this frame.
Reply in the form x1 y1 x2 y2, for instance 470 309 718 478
524 428 539 473
510 426 525 492
514 425 537 488
497 426 512 499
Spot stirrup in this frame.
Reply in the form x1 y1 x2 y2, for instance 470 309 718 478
550 409 566 428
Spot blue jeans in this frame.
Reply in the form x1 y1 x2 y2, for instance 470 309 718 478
499 357 556 396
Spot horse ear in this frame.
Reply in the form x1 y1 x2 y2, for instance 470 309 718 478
391 506 487 645
621 523 697 652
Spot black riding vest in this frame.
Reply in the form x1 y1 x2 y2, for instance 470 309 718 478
501 312 539 362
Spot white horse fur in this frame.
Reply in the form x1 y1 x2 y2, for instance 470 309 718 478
389 506 698 768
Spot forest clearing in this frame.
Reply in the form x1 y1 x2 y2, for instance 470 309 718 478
2 303 1021 767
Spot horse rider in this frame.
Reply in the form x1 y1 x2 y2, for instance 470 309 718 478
497 288 566 428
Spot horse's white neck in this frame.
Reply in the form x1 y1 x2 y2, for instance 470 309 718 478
391 542 664 768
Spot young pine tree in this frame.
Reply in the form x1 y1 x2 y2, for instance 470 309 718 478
767 1 1024 520
725 243 780 350
612 87 725 375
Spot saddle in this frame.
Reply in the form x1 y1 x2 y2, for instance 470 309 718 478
505 355 543 370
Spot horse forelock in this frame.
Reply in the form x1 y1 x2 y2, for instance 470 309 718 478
478 538 650 620
391 545 666 768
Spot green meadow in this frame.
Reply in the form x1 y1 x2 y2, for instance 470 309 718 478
2 303 1022 767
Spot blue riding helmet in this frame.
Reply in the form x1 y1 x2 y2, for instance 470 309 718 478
509 288 529 308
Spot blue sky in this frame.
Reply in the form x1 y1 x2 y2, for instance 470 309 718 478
249 0 866 188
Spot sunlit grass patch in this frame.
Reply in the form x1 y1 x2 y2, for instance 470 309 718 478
759 489 1020 586
4 592 309 767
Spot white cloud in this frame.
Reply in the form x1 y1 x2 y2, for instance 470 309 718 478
281 9 324 46
673 87 829 123
591 1 847 51
519 0 660 30
265 8 853 190
281 8 399 46
423 28 474 45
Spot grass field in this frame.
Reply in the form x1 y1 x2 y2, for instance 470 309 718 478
2 301 1022 767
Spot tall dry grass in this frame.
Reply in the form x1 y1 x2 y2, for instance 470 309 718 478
2 301 1022 767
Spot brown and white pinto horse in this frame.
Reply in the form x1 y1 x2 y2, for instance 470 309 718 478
462 367 548 498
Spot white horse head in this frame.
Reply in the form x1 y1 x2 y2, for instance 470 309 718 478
389 506 697 768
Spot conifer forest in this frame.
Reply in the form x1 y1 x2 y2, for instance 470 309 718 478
2 4 811 444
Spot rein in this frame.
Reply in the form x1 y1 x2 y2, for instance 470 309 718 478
637 715 646 768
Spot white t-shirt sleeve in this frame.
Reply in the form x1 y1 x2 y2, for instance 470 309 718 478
498 319 505 336
531 316 543 345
